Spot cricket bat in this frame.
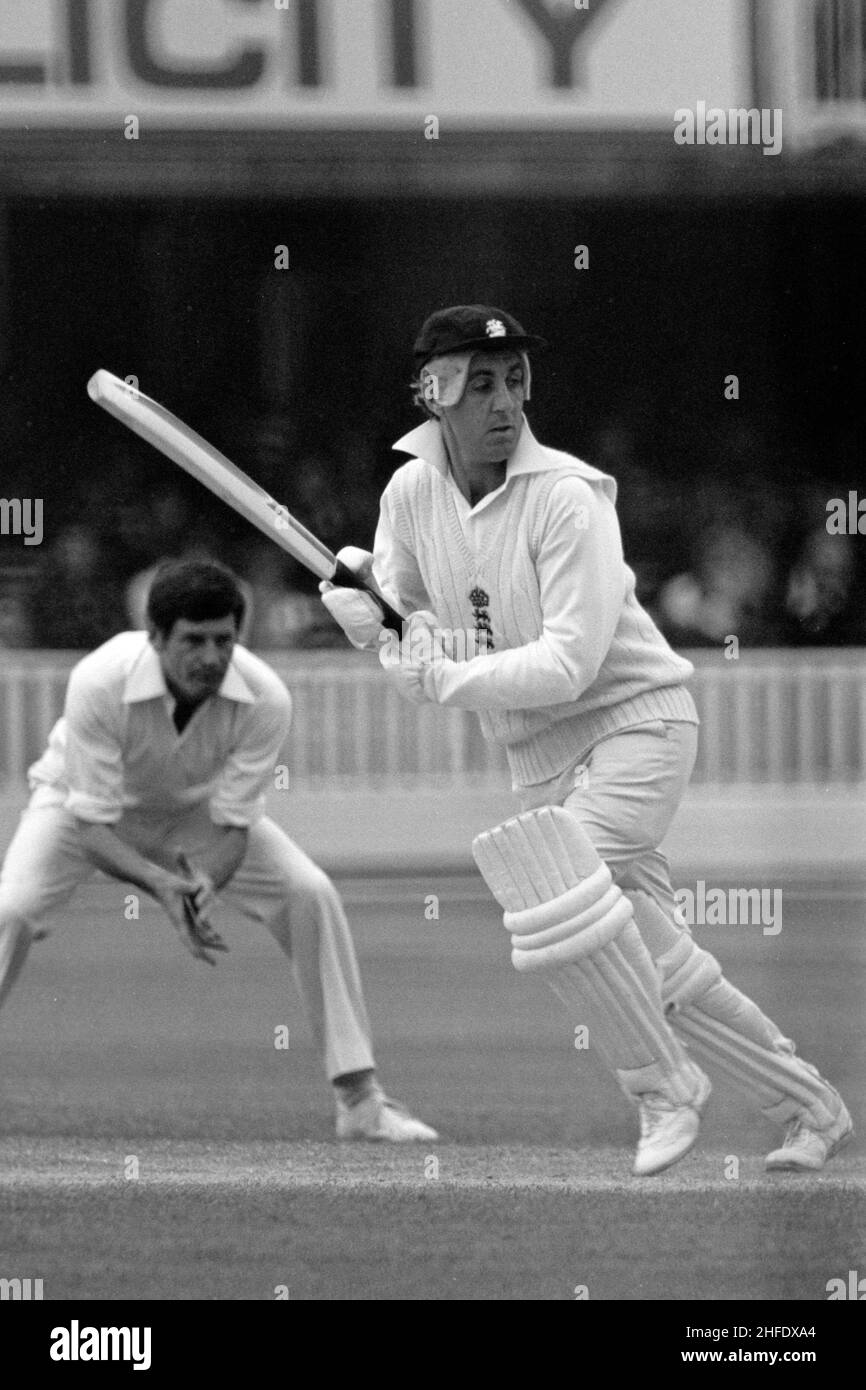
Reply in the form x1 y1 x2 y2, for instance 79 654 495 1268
86 369 405 634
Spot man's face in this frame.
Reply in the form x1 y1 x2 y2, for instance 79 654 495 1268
440 351 526 467
151 615 238 703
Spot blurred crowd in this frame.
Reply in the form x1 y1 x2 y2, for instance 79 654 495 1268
1 418 863 651
586 416 866 649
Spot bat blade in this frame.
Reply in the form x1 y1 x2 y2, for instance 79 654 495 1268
87 369 337 582
87 370 404 633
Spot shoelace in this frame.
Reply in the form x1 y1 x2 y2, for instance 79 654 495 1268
781 1117 808 1146
638 1097 678 1138
380 1097 412 1118
343 1091 409 1117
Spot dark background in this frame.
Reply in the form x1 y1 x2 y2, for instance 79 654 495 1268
1 192 864 647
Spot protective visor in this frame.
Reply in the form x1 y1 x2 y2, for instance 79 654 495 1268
419 350 532 408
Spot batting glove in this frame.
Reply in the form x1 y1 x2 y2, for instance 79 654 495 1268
319 546 386 651
378 610 449 705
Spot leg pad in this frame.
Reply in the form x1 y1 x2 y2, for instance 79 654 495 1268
474 809 633 971
657 932 839 1127
473 808 706 1105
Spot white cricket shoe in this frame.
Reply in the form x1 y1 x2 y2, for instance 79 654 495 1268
633 1072 712 1177
765 1098 853 1172
336 1093 439 1143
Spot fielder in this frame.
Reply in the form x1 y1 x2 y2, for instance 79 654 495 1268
322 303 852 1176
0 558 436 1143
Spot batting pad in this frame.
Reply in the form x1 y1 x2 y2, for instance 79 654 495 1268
473 808 706 1104
657 934 839 1127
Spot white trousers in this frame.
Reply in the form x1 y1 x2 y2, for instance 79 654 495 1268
0 785 375 1081
518 720 811 1101
519 720 699 930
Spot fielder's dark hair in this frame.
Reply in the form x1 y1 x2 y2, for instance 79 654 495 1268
146 558 246 636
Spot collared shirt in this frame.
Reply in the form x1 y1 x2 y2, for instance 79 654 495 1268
391 415 617 503
373 415 696 786
28 631 292 827
382 416 619 605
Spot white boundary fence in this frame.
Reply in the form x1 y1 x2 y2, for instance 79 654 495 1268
0 648 864 789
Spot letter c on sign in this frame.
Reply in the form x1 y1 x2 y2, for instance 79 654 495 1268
125 0 266 89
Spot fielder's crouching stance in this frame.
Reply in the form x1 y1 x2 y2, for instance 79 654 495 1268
0 559 436 1143
322 303 852 1176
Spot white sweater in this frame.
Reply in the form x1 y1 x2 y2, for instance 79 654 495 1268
373 416 697 786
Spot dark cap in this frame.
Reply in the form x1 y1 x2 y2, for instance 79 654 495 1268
413 304 547 368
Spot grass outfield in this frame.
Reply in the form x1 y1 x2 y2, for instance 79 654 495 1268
0 877 863 1300
1 1139 862 1301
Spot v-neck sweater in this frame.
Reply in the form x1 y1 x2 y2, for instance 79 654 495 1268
373 418 698 788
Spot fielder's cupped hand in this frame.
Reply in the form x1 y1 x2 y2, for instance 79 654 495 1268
152 854 228 966
319 546 385 651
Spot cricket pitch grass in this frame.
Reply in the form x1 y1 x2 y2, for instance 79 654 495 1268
0 876 863 1300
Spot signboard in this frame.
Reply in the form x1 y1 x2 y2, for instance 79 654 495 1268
757 0 866 145
0 0 749 127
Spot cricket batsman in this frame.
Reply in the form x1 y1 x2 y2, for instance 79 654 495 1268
0 558 436 1143
321 304 852 1176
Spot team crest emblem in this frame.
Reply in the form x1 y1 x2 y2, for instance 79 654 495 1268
485 319 506 337
469 585 495 651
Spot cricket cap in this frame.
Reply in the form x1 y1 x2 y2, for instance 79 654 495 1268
413 305 547 369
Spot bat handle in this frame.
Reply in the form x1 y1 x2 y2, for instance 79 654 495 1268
331 559 405 635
